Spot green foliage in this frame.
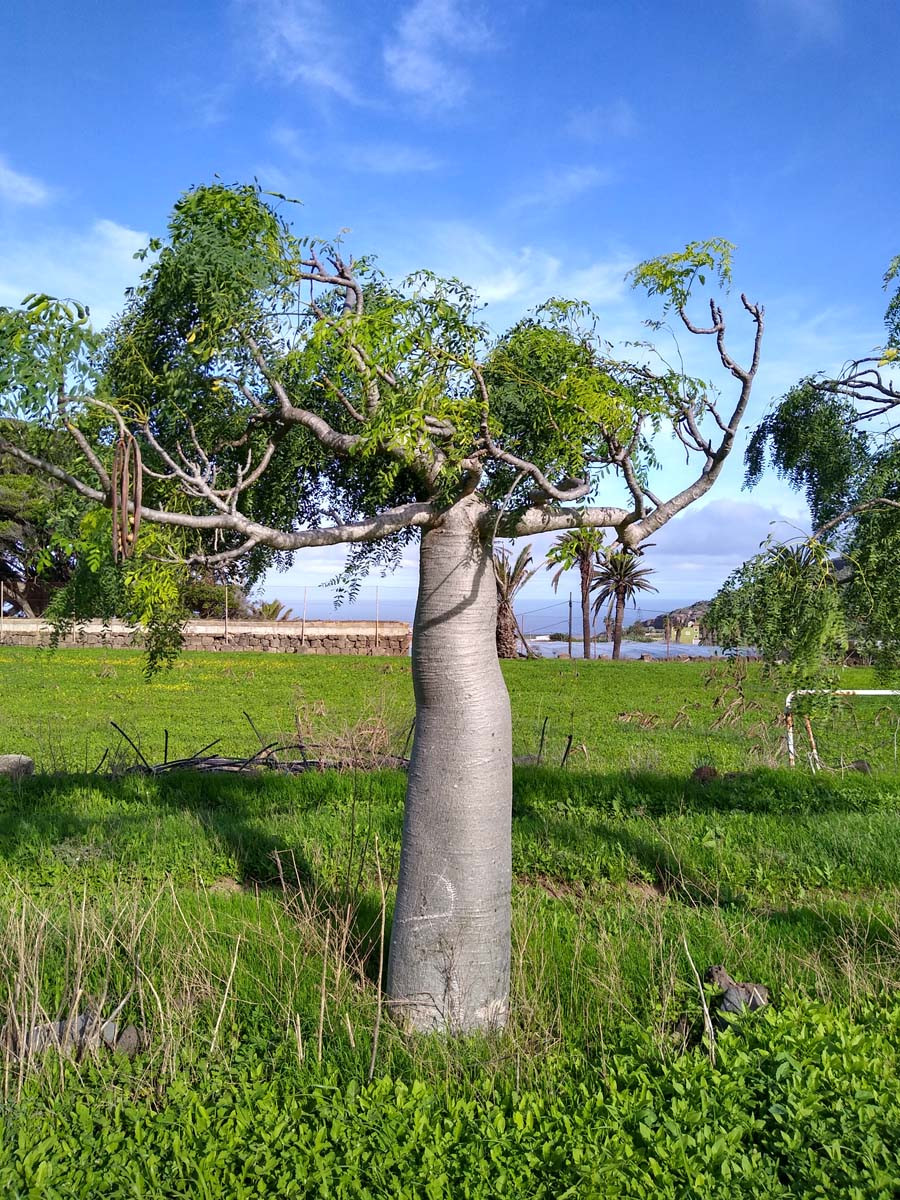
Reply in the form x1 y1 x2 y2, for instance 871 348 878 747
545 528 606 584
882 252 900 351
745 381 870 530
629 239 735 314
2 654 900 1195
706 542 847 690
0 998 898 1197
0 295 98 416
483 301 677 508
0 421 86 615
590 550 658 618
254 598 294 621
181 577 250 618
44 511 188 676
493 543 537 601
844 443 900 673
1 184 757 664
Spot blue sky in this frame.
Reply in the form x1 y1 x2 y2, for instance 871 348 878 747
2 0 898 622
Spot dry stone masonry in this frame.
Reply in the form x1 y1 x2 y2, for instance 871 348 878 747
0 619 411 656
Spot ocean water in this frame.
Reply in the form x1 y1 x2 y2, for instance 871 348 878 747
527 640 752 660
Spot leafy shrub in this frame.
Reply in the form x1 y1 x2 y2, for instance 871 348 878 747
1 1004 898 1198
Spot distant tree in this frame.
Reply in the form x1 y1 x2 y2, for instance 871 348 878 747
624 619 653 642
255 598 294 621
0 189 765 1032
545 528 606 659
493 544 536 658
704 541 848 688
0 421 84 615
182 575 251 618
739 253 900 674
591 549 658 660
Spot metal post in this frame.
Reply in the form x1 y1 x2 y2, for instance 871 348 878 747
375 586 380 651
301 586 308 646
0 581 4 643
568 592 573 658
224 585 229 643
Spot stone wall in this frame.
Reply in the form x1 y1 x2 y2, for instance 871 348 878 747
0 618 412 656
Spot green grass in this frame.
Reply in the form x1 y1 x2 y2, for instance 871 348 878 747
1 648 899 1196
4 644 899 773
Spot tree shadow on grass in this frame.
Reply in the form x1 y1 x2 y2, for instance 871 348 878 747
0 768 406 983
512 765 898 821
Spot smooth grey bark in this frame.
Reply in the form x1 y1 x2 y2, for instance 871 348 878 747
387 496 512 1033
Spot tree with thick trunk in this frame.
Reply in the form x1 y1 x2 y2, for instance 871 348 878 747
0 194 764 1032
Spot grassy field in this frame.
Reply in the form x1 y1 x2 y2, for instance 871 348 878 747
4 644 900 773
0 647 899 1196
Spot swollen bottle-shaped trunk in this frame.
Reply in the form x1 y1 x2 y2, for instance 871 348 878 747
387 497 512 1033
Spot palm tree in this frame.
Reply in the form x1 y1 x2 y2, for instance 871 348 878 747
545 529 606 660
256 599 294 621
493 544 537 659
590 549 658 660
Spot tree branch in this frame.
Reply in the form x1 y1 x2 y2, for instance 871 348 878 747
0 435 437 549
813 498 900 539
501 504 632 539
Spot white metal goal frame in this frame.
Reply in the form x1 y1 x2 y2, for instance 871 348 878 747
785 689 900 768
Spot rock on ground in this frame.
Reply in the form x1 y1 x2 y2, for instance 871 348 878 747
0 754 34 779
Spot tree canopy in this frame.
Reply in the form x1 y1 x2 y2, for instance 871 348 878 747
0 182 767 1033
710 253 900 681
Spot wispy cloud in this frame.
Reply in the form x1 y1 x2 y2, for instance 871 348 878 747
566 100 639 142
237 0 359 102
412 221 632 316
383 0 491 108
753 0 842 38
0 218 147 327
653 498 809 564
348 143 443 174
272 125 442 175
509 165 615 212
0 156 50 207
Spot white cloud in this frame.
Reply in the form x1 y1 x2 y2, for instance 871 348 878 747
510 165 615 212
566 100 639 142
0 218 147 328
384 0 491 108
652 498 809 564
0 156 50 207
418 221 632 314
236 0 359 102
753 0 842 38
347 143 443 174
272 126 442 174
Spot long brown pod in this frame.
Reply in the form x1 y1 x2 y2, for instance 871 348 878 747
111 439 123 560
119 436 130 558
111 434 143 561
129 436 142 550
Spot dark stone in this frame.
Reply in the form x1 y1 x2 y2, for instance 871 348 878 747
705 964 770 1021
691 764 719 784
